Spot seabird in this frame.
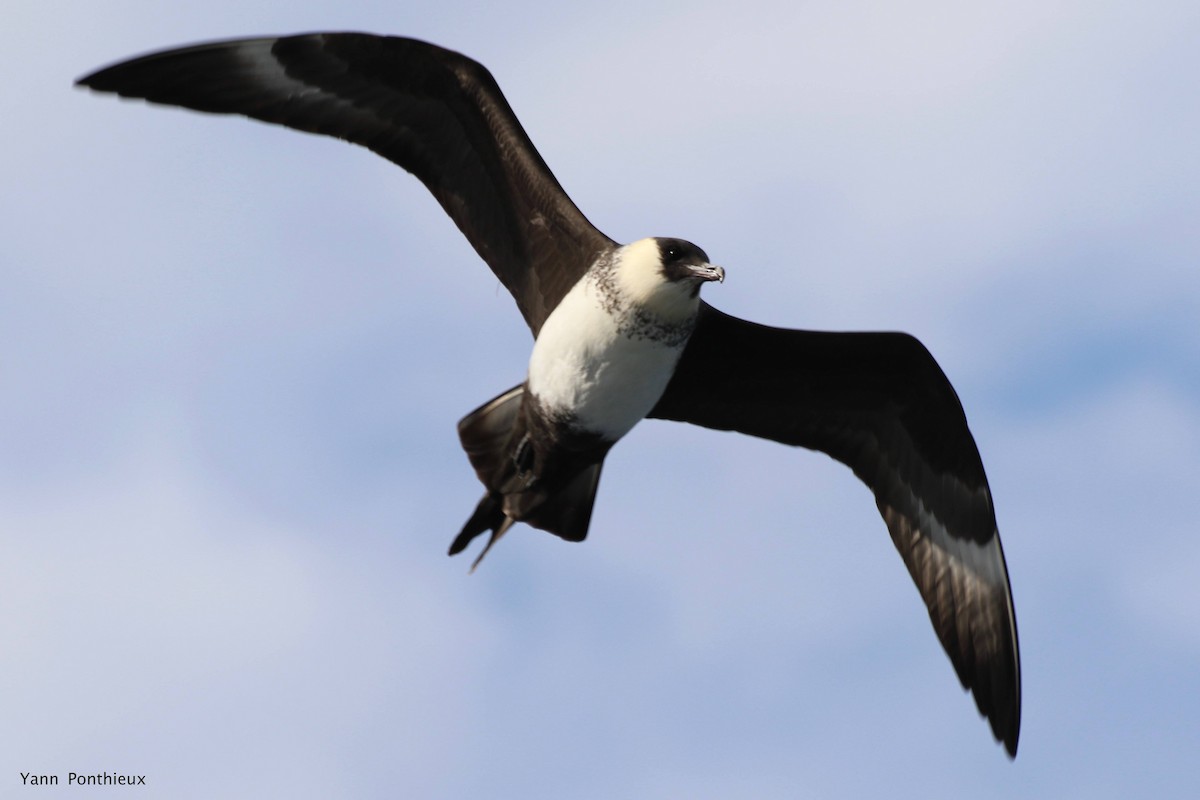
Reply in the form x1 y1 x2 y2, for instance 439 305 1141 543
78 33 1021 756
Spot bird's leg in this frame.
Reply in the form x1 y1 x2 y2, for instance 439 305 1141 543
513 434 534 474
512 434 537 487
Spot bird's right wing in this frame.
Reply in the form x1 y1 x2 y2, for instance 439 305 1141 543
651 303 1021 755
77 33 614 334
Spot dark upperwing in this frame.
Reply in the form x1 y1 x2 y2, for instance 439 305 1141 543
651 303 1021 756
77 33 614 334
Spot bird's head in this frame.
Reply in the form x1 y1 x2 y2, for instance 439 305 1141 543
612 237 724 322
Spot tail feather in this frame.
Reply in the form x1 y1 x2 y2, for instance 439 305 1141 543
523 462 603 542
447 492 515 573
450 384 605 569
448 492 505 556
457 384 524 490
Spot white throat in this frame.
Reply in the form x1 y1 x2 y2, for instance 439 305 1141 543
526 240 703 440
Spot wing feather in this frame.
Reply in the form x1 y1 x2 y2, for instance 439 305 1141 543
651 303 1021 755
77 33 614 332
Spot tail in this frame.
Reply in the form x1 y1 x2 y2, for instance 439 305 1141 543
456 385 525 493
448 495 514 573
449 385 604 568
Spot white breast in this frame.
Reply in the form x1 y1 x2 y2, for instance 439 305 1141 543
527 274 685 441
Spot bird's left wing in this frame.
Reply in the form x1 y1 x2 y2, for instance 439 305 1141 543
650 303 1021 756
77 33 614 334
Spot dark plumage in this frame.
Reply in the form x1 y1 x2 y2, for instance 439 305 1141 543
78 32 1021 756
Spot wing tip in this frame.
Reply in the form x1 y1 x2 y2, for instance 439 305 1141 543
980 657 1021 759
1000 679 1021 759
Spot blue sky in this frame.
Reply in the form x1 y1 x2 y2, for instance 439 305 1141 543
4 0 1199 797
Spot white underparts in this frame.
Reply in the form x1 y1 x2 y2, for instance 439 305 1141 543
527 240 700 440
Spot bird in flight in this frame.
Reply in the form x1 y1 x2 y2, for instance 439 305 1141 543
78 33 1021 756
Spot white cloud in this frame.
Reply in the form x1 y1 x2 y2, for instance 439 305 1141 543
4 0 1200 796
